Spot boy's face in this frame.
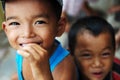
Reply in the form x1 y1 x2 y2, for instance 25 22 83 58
2 1 65 52
74 31 114 80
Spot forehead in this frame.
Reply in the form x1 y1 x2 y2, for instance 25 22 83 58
75 32 113 51
76 30 111 43
5 0 55 19
6 0 52 11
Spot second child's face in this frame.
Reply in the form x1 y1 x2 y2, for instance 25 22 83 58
74 31 114 80
2 1 64 53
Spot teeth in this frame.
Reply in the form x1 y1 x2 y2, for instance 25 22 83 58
20 43 40 47
20 44 27 47
22 44 27 47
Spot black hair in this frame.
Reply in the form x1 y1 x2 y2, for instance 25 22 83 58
2 0 62 20
49 0 62 20
68 16 115 55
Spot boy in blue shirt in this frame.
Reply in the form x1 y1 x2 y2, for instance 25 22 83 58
2 0 77 80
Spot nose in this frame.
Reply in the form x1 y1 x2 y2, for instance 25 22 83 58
92 57 103 68
22 25 36 38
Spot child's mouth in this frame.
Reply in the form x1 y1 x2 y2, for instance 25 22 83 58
19 42 41 47
92 71 103 78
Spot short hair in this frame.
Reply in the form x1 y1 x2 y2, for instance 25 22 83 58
2 0 63 20
68 16 115 55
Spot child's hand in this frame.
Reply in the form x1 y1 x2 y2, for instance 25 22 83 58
17 43 53 80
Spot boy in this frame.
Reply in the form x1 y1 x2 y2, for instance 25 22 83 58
2 0 77 80
68 16 119 80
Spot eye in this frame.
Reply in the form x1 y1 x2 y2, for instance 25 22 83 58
35 20 46 25
102 52 111 58
80 53 92 59
9 22 20 26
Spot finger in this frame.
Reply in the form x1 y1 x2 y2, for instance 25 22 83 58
17 50 30 58
27 44 49 59
17 49 35 62
22 45 41 61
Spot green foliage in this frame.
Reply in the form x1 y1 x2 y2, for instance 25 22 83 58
0 1 4 30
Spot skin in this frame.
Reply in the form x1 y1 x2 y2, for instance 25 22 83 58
74 31 114 80
115 29 120 49
2 0 77 80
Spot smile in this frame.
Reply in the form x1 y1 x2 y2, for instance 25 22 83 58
92 71 103 78
19 42 41 47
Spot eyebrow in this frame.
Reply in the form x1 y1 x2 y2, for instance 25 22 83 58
6 14 50 21
6 16 18 21
103 47 113 51
32 14 50 19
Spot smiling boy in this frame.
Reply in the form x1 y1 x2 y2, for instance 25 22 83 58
2 0 77 80
68 16 116 80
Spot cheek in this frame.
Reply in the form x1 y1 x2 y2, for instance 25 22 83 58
43 32 56 39
6 31 18 48
36 27 57 38
39 30 56 42
37 30 56 49
77 59 90 72
103 58 113 71
43 35 55 45
77 59 91 78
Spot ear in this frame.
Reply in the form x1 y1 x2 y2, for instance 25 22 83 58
2 21 7 33
56 17 66 37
